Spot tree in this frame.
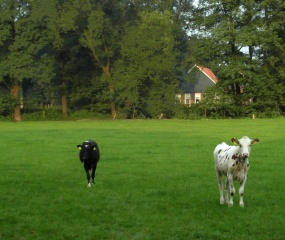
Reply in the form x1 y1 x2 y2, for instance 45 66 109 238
80 0 127 119
32 0 84 117
113 10 178 118
256 0 285 112
0 0 55 121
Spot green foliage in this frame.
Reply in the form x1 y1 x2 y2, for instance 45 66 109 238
20 108 110 121
21 109 63 121
0 93 14 118
0 0 56 81
113 10 178 118
68 109 109 120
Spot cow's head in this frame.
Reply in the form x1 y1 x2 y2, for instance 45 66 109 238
77 141 97 161
231 136 259 160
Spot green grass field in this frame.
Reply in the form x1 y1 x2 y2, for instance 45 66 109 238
1 119 285 240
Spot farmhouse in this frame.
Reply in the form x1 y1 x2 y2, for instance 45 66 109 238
176 64 218 105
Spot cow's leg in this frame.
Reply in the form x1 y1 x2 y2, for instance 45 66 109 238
227 173 235 207
216 171 224 204
239 176 247 207
225 177 229 204
91 166 96 184
84 165 91 187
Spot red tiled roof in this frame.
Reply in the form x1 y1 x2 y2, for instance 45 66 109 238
197 65 218 84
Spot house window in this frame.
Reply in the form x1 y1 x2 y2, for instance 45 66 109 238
195 93 201 103
184 93 191 105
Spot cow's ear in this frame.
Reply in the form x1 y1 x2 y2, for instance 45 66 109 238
77 145 82 150
251 138 259 144
231 138 239 145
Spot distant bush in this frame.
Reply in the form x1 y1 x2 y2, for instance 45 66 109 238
22 109 63 121
13 108 109 121
254 108 282 118
69 109 108 120
3 104 283 121
173 102 283 120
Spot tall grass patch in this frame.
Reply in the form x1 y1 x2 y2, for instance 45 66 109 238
1 119 285 239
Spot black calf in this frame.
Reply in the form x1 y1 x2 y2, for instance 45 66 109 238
77 140 100 187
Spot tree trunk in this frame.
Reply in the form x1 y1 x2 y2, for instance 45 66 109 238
62 95 68 117
111 101 116 119
109 84 116 119
103 65 117 119
11 84 21 122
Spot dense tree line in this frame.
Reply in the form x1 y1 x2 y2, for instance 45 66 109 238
0 0 284 121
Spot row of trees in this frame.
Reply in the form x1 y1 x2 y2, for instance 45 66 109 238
0 0 285 121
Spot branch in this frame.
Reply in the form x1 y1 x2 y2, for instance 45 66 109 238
1 79 11 90
84 30 104 68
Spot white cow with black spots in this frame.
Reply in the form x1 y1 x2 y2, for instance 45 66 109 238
213 136 259 207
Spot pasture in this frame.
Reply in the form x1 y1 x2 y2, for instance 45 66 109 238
0 119 285 240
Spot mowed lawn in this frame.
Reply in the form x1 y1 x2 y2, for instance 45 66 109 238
1 119 285 240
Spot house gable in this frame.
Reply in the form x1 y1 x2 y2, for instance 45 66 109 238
177 65 218 105
181 65 217 93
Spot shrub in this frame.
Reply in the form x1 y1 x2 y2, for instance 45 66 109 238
22 109 63 121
